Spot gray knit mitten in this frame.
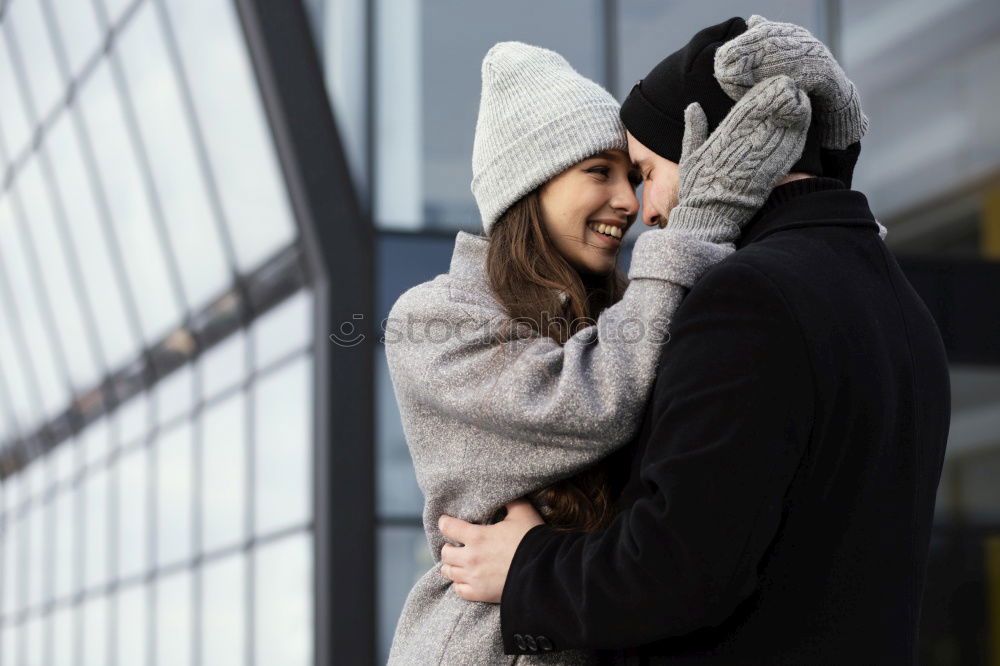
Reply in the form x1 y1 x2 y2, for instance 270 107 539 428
714 15 868 150
667 74 812 246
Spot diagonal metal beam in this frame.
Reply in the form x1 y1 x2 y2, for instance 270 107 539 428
231 0 376 664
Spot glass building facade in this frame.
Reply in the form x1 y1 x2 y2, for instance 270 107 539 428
0 0 997 664
0 0 317 663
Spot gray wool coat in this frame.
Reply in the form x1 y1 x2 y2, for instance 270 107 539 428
384 229 731 665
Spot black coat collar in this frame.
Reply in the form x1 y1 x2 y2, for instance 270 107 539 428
737 177 880 250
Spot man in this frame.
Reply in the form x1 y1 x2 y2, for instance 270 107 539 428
439 16 951 664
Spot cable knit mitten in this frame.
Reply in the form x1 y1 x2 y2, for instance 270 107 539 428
667 74 812 246
714 15 868 150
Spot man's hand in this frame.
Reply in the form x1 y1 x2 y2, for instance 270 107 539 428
438 499 544 603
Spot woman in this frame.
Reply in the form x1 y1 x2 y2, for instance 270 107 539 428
385 42 811 665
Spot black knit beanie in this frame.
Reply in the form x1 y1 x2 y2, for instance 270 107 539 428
620 17 823 175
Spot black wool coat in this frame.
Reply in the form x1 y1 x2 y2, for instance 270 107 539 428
499 178 951 665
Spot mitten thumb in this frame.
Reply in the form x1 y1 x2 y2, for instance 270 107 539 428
680 102 709 165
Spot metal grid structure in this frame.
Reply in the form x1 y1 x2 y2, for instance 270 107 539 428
0 0 376 662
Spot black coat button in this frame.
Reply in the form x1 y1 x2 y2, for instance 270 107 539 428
537 635 553 651
525 635 538 651
514 634 527 651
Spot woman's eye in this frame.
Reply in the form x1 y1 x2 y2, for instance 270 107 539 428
586 166 610 178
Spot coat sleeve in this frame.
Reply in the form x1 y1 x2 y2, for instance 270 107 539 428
498 258 816 653
385 229 732 459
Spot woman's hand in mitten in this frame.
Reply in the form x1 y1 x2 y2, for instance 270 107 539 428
715 15 867 151
667 74 812 246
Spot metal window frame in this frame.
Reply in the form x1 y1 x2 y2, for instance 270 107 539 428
232 1 376 664
0 0 342 663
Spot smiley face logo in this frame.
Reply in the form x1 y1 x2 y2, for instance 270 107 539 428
329 314 366 347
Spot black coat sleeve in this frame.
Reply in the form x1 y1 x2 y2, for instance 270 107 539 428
499 258 816 654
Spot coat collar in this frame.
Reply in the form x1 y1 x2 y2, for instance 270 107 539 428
737 177 881 250
448 231 571 305
448 230 491 283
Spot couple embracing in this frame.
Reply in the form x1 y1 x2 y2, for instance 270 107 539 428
384 15 950 666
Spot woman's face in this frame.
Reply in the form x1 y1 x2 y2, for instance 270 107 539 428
538 149 640 275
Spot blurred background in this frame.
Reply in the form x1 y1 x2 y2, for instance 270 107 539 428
0 0 995 664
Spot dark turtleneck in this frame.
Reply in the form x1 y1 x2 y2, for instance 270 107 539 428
737 176 854 249
752 176 845 220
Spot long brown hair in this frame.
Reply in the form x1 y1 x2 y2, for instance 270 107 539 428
485 190 628 532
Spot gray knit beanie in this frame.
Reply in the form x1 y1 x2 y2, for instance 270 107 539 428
471 42 627 235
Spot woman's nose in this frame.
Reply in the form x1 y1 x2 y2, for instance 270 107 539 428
613 183 640 217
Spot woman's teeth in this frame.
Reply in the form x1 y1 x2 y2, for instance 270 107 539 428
588 222 622 239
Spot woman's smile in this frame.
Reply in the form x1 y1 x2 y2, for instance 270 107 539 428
587 219 627 249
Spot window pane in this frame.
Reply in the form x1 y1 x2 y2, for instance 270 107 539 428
27 502 46 610
81 594 109 666
25 456 46 503
254 533 312 666
51 604 75 666
0 257 38 428
116 583 148 666
6 0 66 119
0 31 34 158
82 417 111 469
117 447 149 580
201 553 246 666
615 1 824 99
46 109 140 369
0 185 71 421
25 612 43 666
83 469 109 589
47 0 103 77
199 331 246 401
0 390 13 447
115 2 231 312
76 59 183 343
156 422 193 567
53 488 77 601
1 621 16 666
17 158 102 392
201 391 246 553
377 525 432 664
97 0 134 29
155 365 194 427
254 356 312 535
155 570 192 666
252 290 312 370
115 391 151 450
315 0 369 199
161 0 297 273
841 1 998 218
52 437 79 487
4 473 22 516
373 0 604 229
2 513 20 617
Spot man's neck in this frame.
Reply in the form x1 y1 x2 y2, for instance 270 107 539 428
777 172 816 186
